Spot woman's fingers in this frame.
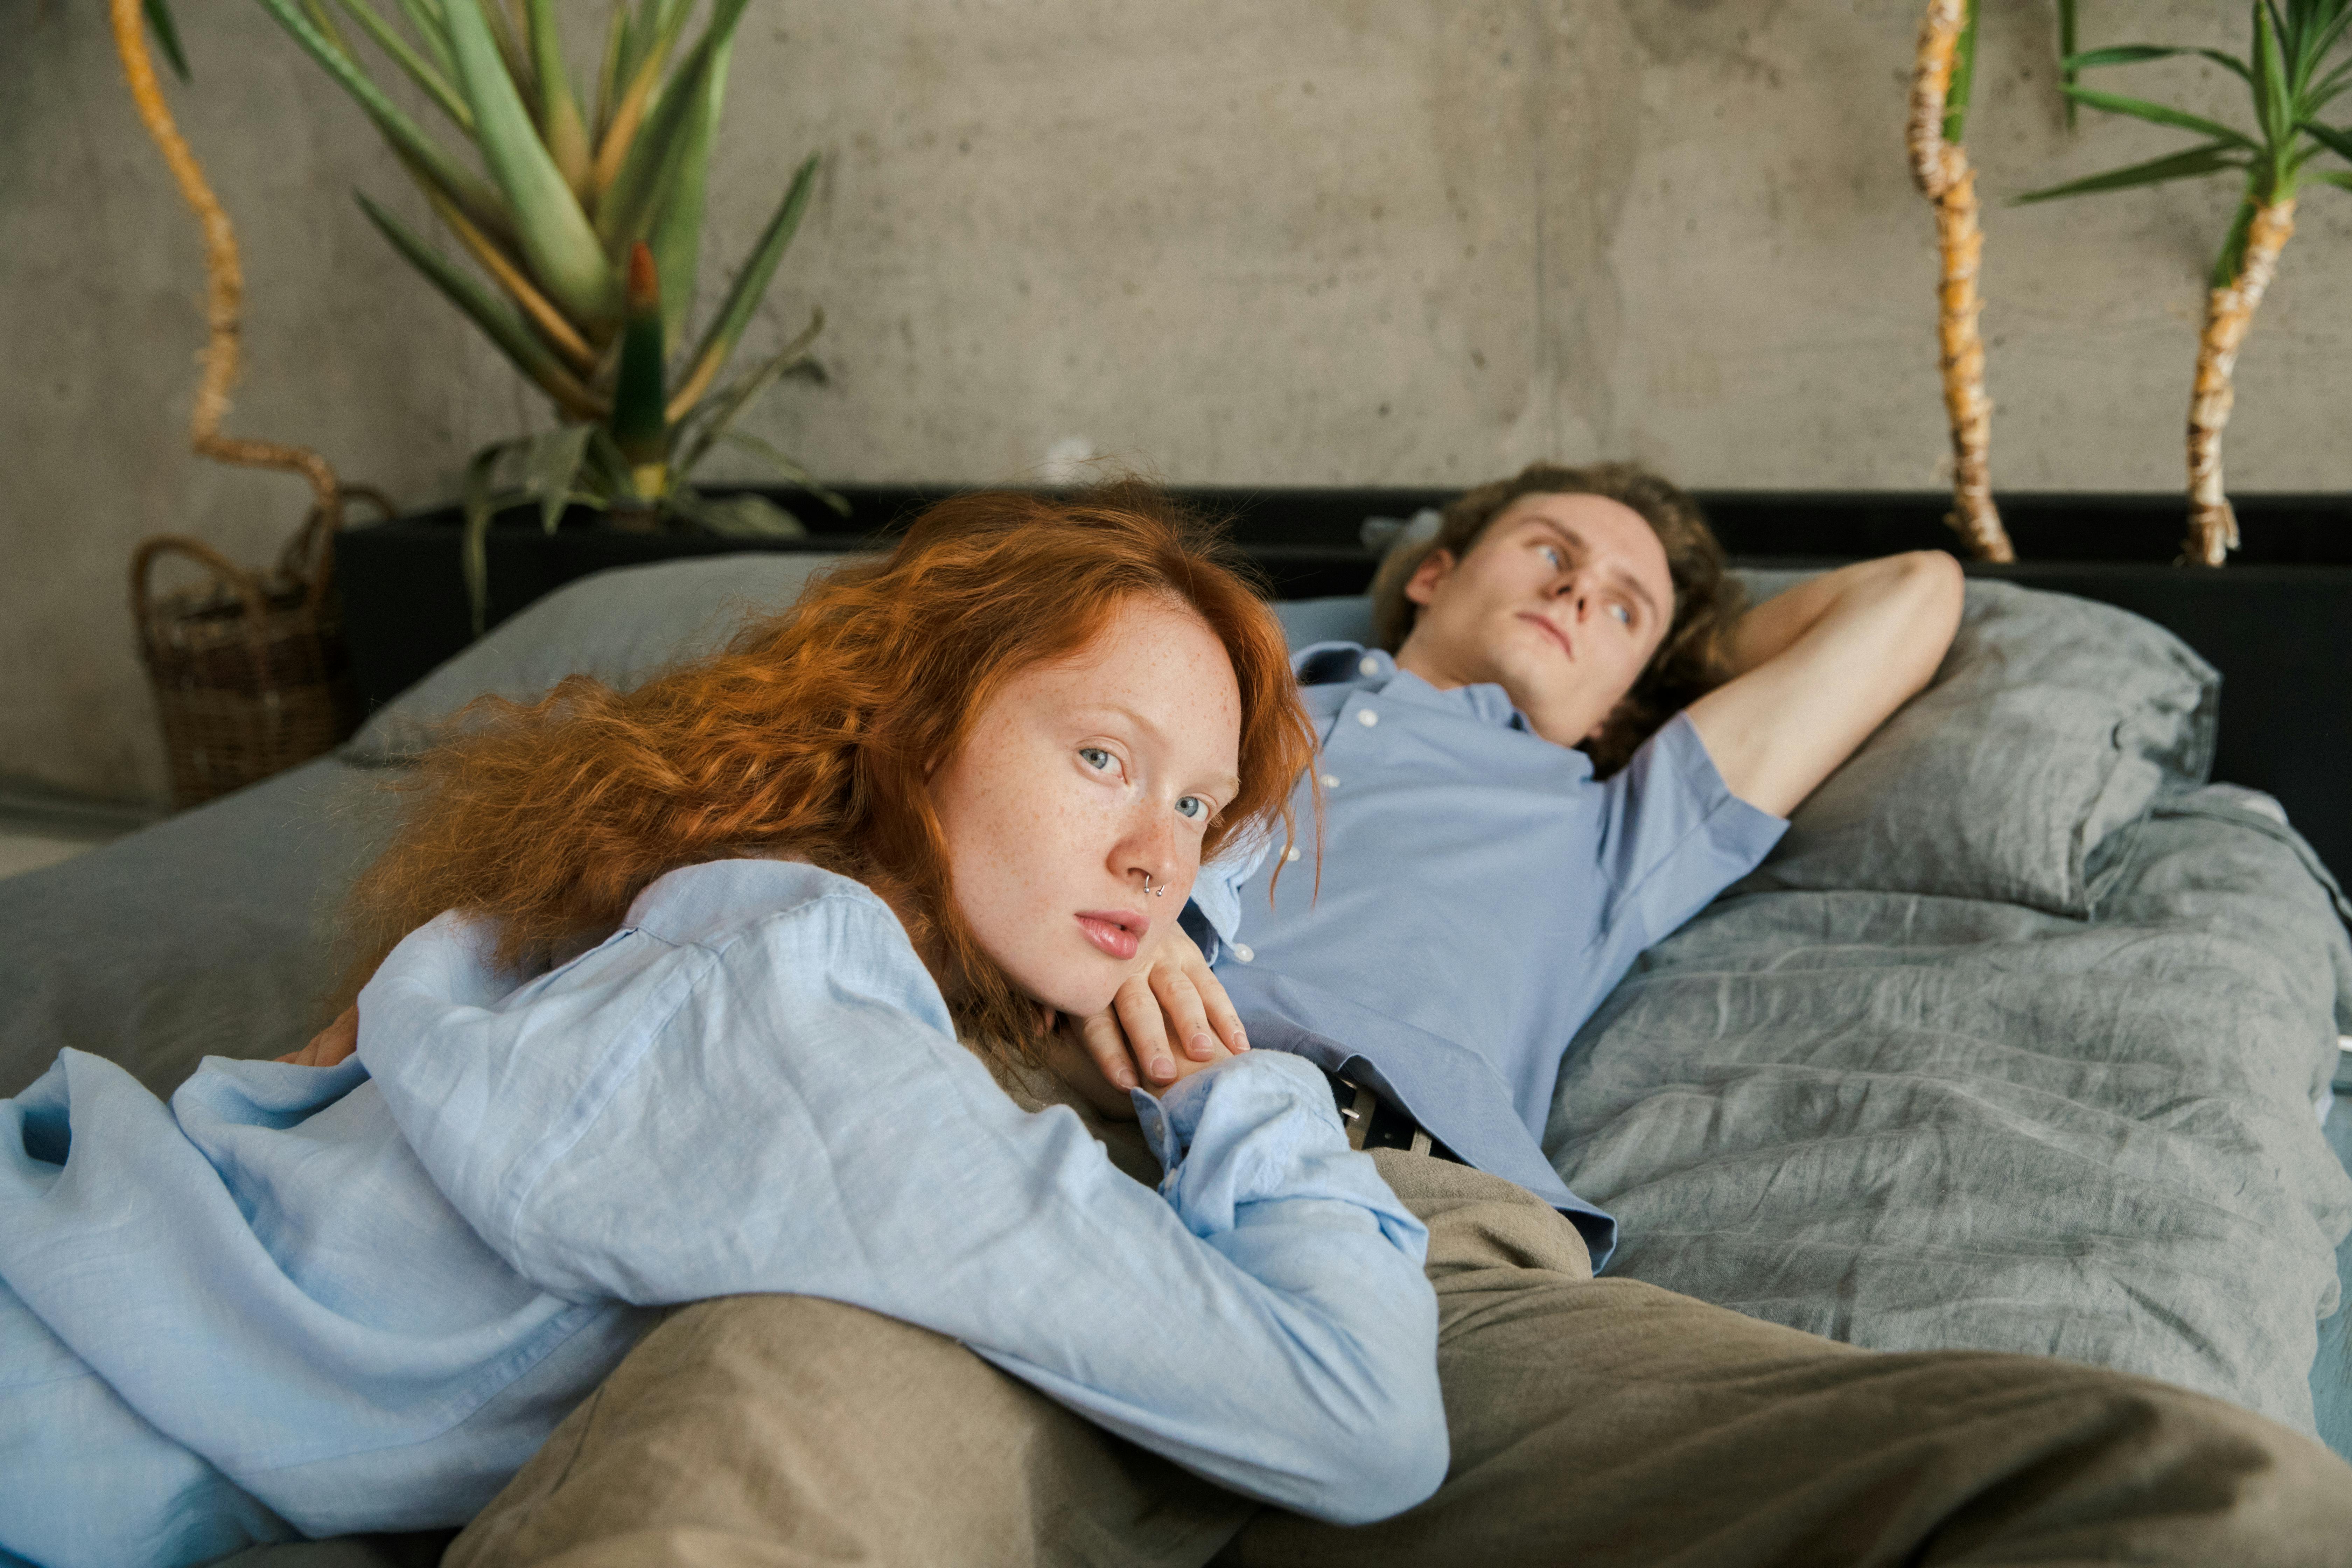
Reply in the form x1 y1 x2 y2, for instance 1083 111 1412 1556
1113 973 1180 1085
276 1004 360 1067
1051 1016 1143 1120
1186 955 1249 1054
1074 1004 1142 1094
1149 966 1222 1063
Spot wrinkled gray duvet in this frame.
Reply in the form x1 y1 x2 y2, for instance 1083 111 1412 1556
6 560 2349 1493
1549 788 2352 1434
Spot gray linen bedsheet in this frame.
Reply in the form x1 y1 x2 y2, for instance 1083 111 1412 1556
1548 787 2352 1433
0 756 399 1099
5 564 2350 1568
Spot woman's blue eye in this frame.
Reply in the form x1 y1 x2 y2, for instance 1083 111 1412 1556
1540 546 1564 570
1175 796 1206 821
1608 602 1632 626
1079 747 1113 771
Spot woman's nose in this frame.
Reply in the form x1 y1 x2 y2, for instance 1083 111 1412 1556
1120 812 1179 891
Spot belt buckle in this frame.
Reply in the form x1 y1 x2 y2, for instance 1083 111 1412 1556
1335 1073 1437 1157
1338 1076 1379 1152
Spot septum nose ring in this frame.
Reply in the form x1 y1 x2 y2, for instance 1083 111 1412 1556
1141 874 1166 898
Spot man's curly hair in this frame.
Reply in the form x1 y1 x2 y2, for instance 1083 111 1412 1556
1369 461 1742 775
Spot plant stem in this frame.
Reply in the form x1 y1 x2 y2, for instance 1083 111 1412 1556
1908 0 2014 562
2186 196 2296 565
1933 160 2005 562
108 0 342 522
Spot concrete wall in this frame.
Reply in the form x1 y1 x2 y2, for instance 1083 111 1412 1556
5 0 2348 803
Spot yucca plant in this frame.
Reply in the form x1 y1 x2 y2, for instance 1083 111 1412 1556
2021 0 2352 565
1907 0 2015 562
254 0 844 629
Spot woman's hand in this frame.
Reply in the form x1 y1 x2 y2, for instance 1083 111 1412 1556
277 1004 359 1068
1058 924 1249 1116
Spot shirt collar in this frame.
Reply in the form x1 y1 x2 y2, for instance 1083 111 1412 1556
1291 640 1530 732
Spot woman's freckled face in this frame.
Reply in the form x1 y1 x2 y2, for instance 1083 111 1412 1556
927 597 1243 1020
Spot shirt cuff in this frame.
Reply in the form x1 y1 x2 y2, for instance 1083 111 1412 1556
1184 829 1278 959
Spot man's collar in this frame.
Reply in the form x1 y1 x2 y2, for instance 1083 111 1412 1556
1291 640 1530 732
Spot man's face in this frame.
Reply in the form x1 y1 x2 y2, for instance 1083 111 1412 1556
1395 492 1675 747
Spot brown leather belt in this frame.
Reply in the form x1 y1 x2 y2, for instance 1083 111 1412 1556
1323 1069 1463 1163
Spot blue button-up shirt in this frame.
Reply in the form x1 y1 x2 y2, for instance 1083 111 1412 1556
1190 644 1788 1266
0 860 1443 1568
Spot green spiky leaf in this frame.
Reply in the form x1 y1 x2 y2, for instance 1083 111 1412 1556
460 438 527 638
253 0 510 236
2255 2 2294 147
596 0 754 255
2302 117 2352 160
393 0 456 79
664 488 812 537
711 430 851 514
2059 0 2078 127
354 191 605 417
440 0 618 324
672 307 824 477
521 422 596 533
331 0 472 129
648 37 729 354
524 0 591 192
2060 83 2261 147
2015 141 2247 203
1945 0 1980 144
145 0 190 81
2211 189 2260 287
668 153 819 415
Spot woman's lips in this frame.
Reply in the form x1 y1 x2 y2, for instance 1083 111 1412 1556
1076 910 1148 961
1518 611 1574 660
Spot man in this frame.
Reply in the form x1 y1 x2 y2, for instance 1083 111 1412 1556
1075 462 1965 1270
410 467 2352 1566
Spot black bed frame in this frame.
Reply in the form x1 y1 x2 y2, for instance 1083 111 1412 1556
339 487 2352 881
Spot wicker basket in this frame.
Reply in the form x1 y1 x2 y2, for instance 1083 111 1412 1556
132 488 391 809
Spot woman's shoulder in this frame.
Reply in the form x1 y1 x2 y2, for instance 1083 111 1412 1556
621 858 900 951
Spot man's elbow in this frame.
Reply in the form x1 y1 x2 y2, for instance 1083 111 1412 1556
1889 550 1965 673
1896 549 1965 614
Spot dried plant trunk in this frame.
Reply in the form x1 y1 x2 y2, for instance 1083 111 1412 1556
2185 198 2296 566
109 0 342 522
1907 0 2014 564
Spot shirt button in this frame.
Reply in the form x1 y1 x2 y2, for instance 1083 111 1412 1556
1232 943 1255 963
1284 845 1301 862
1358 655 1381 677
1356 708 1379 728
1320 773 1339 789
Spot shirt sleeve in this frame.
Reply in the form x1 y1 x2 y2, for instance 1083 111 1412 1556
1594 711 1789 950
358 872 1444 1526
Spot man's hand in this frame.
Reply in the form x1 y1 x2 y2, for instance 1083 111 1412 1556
1059 922 1250 1117
278 1004 359 1068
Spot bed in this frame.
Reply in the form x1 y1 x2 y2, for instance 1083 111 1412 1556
5 551 2347 1567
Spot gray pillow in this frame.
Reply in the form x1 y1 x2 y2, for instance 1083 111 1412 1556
1273 596 1377 649
1272 574 2216 919
1731 573 2218 917
344 552 862 762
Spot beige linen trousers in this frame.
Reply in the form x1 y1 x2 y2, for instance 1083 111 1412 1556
448 1064 2352 1568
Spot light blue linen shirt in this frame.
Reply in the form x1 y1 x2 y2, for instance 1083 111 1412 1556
1190 643 1789 1266
0 859 1443 1568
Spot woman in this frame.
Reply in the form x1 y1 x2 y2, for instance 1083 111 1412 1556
0 490 1446 1568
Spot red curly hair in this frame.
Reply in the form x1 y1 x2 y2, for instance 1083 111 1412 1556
339 484 1317 1054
